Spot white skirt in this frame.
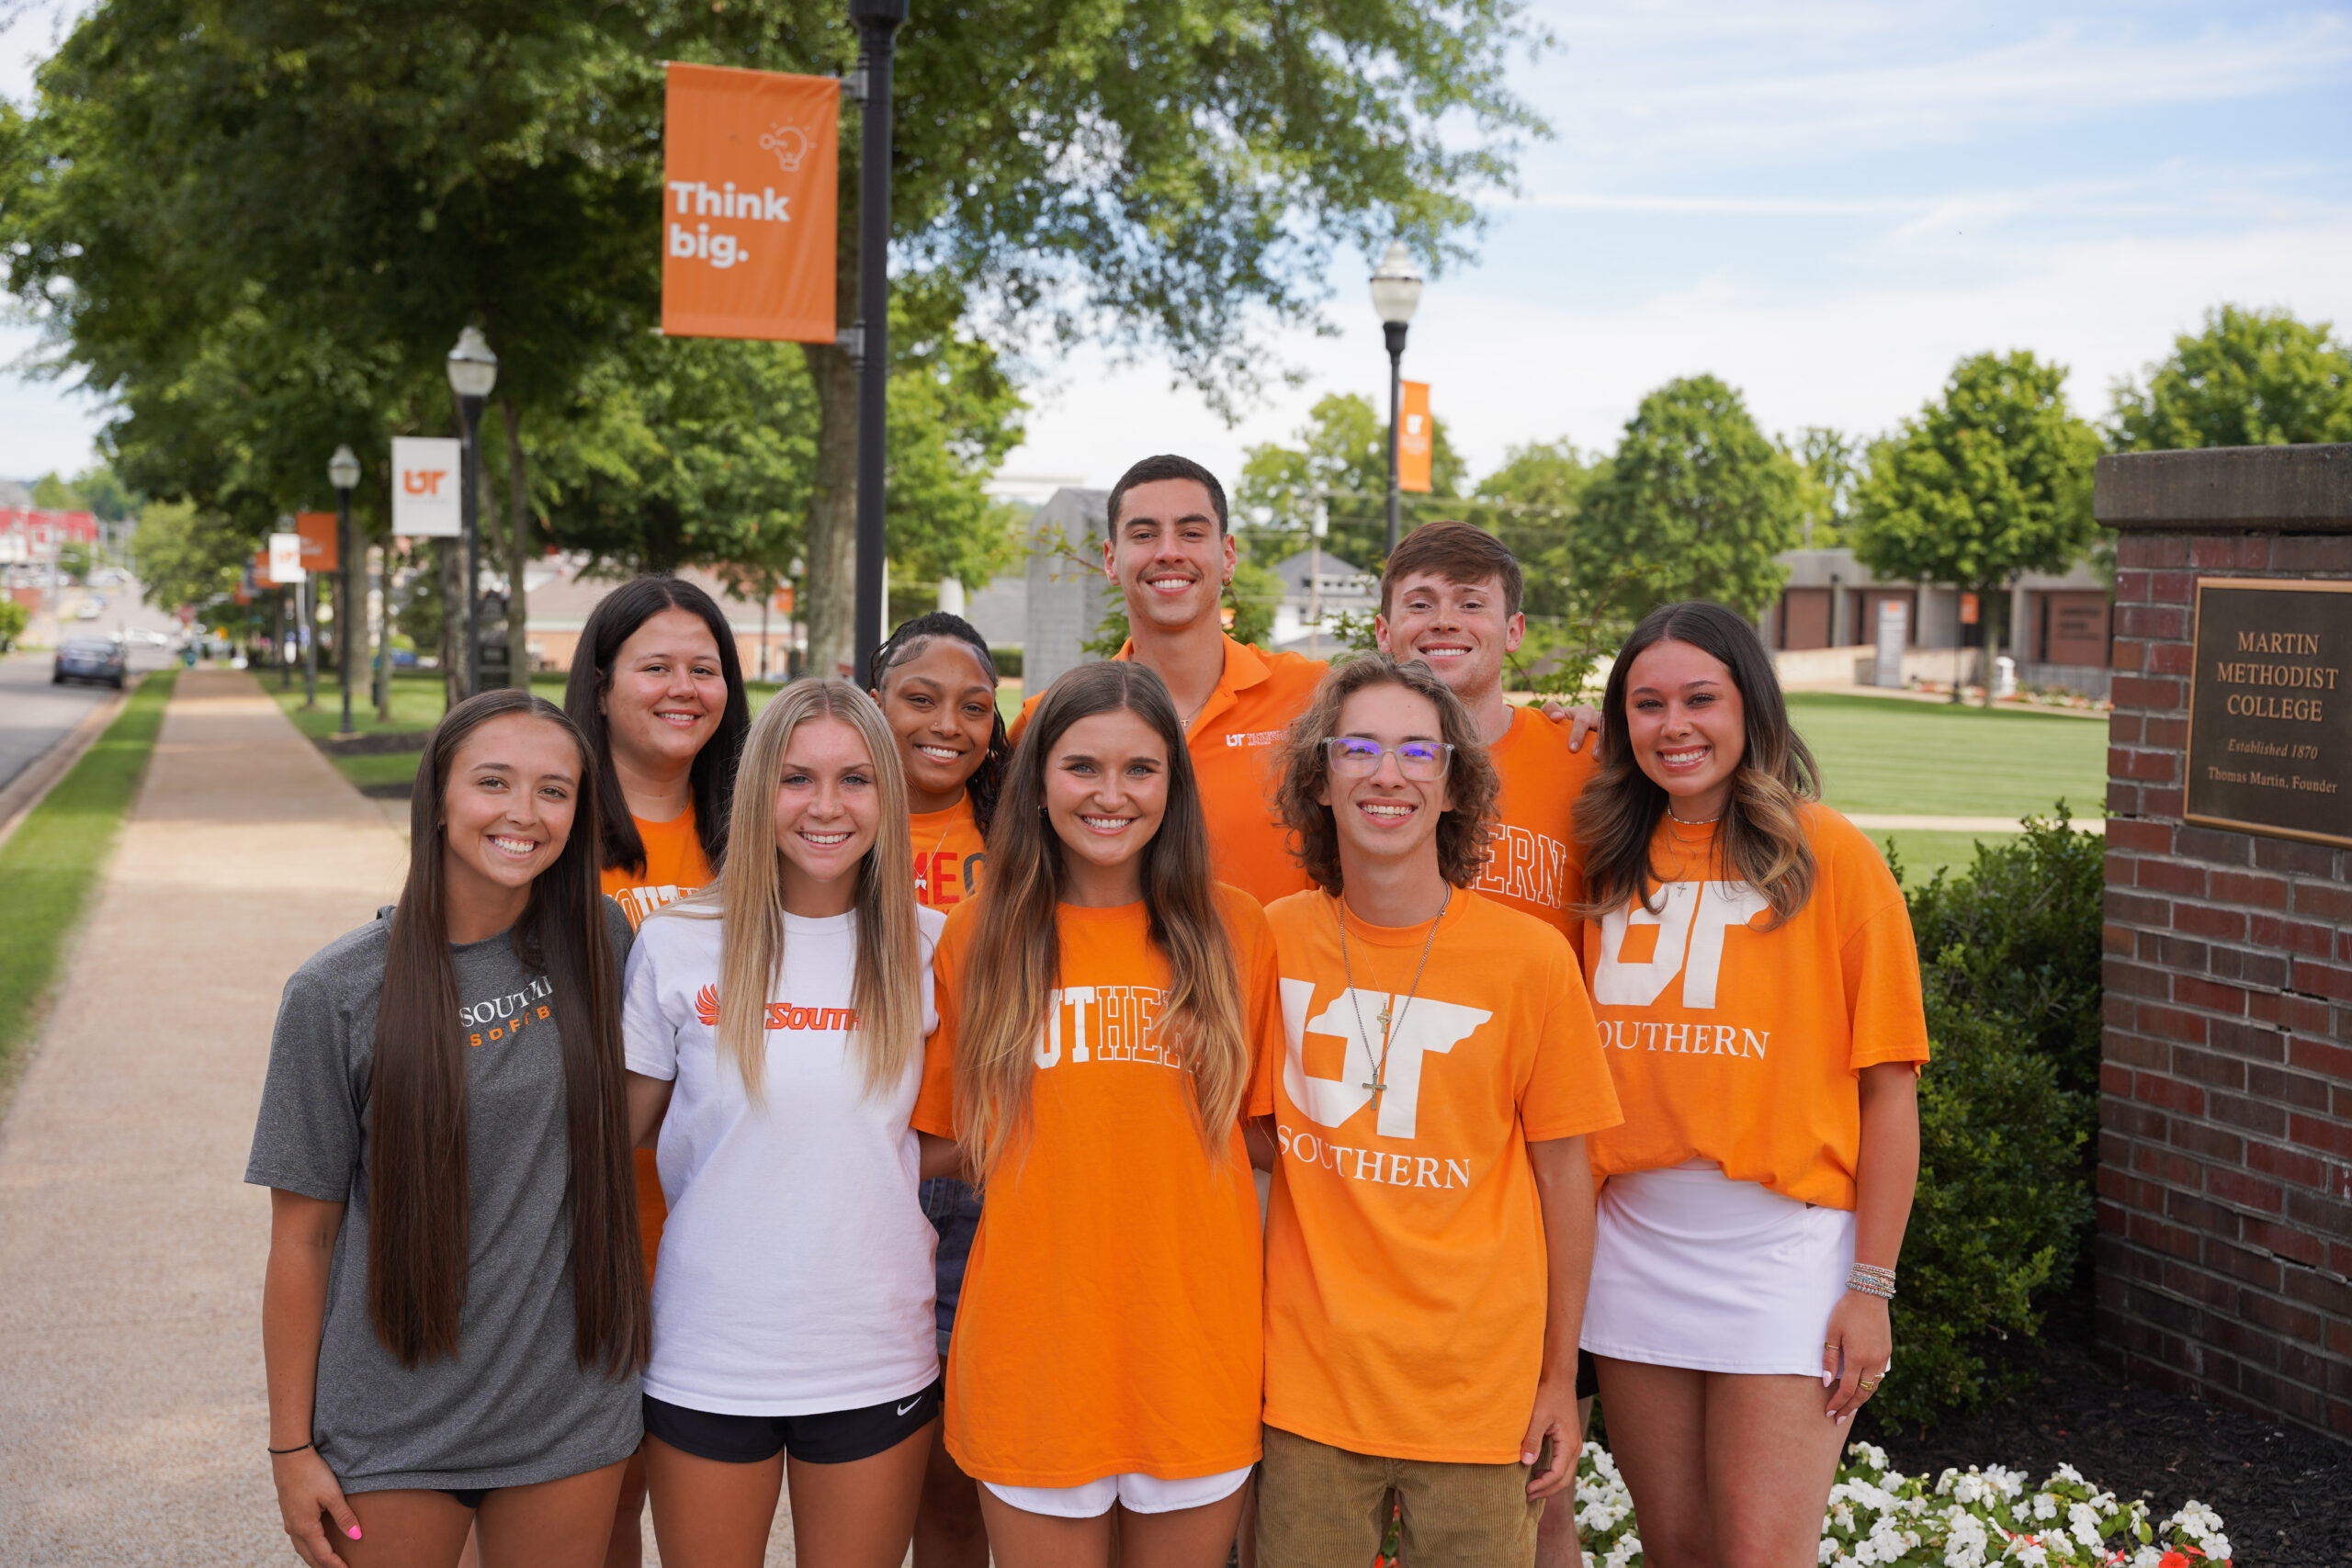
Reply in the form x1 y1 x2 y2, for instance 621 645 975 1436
1580 1160 1855 1376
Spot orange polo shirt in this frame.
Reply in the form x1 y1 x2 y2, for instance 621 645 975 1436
1013 635 1327 908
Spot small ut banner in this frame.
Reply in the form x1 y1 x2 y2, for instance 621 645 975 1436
391 437 463 537
294 512 340 573
662 62 840 342
268 533 305 585
1398 380 1433 493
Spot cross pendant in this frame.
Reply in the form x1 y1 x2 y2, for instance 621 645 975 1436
1376 1007 1392 1031
1361 1081 1386 1094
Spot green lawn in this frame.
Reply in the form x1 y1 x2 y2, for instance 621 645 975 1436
0 670 176 1099
1787 693 2106 821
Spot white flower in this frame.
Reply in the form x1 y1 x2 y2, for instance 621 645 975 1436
2031 1491 2058 1520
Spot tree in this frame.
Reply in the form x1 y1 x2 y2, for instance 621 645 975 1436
1850 352 2101 705
1788 427 1858 548
7 0 1542 677
1472 438 1603 622
1236 392 1470 569
2109 304 2352 450
130 499 255 615
1574 376 1803 623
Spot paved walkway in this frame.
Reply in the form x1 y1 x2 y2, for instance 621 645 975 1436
1845 811 2106 835
0 672 808 1566
0 672 409 1564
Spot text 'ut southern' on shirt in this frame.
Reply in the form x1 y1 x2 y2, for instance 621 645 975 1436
621 902 946 1416
1261 888 1622 1465
1578 806 1931 1211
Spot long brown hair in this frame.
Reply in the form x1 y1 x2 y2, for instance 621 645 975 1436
372 690 648 1373
1574 601 1820 925
1275 655 1500 894
956 661 1250 1182
674 679 925 1104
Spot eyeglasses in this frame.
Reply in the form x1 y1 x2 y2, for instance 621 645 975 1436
1323 737 1453 782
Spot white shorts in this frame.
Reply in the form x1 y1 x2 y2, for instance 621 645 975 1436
982 1465 1253 1519
1581 1159 1858 1377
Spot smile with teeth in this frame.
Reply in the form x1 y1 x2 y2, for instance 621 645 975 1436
915 743 964 762
489 834 539 857
1358 801 1415 820
1144 573 1195 592
1079 814 1134 832
654 709 702 726
1657 746 1710 769
798 829 853 846
1418 643 1472 657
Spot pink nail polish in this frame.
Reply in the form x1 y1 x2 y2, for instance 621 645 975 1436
347 1527 363 1540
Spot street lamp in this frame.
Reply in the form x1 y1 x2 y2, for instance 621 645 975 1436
329 445 361 735
446 326 500 698
1369 240 1424 558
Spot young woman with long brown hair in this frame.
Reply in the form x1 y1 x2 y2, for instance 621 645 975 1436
620 679 944 1568
564 574 751 1567
868 611 1011 1568
250 690 647 1568
1571 602 1928 1568
909 660 1284 1568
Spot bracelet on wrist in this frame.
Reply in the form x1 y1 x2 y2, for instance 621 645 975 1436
268 1440 315 1456
1847 1263 1897 1299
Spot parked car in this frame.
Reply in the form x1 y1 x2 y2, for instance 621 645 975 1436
74 599 103 619
53 637 127 688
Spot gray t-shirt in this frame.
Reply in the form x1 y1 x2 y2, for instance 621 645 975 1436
245 901 640 1494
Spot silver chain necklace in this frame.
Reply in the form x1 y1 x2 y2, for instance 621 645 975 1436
1336 886 1451 1098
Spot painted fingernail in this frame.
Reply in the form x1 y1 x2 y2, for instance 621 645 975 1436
1822 1371 1835 1387
347 1527 363 1540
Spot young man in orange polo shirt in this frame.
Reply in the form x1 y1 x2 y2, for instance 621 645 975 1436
1015 453 1328 908
1255 656 1620 1566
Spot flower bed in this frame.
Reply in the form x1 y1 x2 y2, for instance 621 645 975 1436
1570 1442 2233 1567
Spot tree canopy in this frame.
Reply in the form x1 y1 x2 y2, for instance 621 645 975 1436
1236 391 1470 569
2109 304 2352 450
1572 376 1802 622
1851 351 2101 699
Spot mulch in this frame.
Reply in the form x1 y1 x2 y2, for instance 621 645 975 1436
1858 1289 2349 1566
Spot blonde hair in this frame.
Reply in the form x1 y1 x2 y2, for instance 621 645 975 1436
683 679 924 1104
956 662 1250 1183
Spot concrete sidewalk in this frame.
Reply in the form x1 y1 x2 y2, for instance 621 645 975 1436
0 671 409 1565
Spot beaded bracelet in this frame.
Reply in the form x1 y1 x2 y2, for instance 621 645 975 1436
1847 1263 1897 1299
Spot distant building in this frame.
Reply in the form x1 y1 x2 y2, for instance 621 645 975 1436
0 506 101 569
518 557 797 678
1761 547 2112 697
1266 547 1375 655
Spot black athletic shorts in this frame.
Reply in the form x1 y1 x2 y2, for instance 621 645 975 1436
1577 1348 1600 1400
642 1377 944 1466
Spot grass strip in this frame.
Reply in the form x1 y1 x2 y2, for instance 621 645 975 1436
0 670 177 1092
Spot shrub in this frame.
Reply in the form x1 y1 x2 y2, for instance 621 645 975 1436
1872 809 2103 1430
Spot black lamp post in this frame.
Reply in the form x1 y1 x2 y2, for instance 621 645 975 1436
849 0 907 689
1369 241 1424 559
446 326 500 699
329 445 360 734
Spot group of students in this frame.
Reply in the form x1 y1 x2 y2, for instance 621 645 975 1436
252 453 1929 1568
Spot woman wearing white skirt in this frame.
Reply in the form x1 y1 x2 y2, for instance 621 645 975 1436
1570 602 1928 1568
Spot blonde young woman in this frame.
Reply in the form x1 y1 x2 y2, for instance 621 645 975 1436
1572 602 1928 1568
910 660 1284 1568
620 679 944 1568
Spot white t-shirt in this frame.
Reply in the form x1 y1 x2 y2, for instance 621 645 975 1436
622 903 946 1416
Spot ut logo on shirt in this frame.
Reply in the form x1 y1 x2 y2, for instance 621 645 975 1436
616 883 695 929
1278 978 1490 1139
1032 986 1177 1069
1592 880 1770 1009
693 985 860 1031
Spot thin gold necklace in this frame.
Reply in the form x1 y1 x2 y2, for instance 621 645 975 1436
912 804 956 899
1336 887 1451 1100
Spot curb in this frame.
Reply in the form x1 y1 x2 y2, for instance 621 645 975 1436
0 676 137 853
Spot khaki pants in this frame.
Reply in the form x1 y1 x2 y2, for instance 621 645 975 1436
1255 1425 1542 1567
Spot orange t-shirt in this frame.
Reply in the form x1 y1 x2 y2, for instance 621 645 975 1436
910 795 989 914
1012 635 1327 908
1580 805 1930 1210
1261 888 1622 1464
1476 706 1600 955
911 886 1285 1486
602 807 716 1283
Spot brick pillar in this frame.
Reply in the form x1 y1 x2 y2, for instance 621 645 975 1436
2095 444 2352 1442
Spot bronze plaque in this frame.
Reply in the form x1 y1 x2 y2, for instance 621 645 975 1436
2185 577 2352 848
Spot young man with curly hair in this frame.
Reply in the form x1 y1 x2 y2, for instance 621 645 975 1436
1252 655 1622 1567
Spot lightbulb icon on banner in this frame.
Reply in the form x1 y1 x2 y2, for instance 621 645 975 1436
760 123 812 171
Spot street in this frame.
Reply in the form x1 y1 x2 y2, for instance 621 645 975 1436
0 583 187 795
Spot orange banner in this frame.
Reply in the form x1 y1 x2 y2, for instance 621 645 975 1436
662 62 841 343
295 512 340 573
1398 380 1433 493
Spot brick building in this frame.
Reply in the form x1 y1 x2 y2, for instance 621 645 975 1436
2096 444 2352 1441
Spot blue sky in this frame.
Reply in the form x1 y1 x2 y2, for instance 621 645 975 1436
6 0 2350 495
